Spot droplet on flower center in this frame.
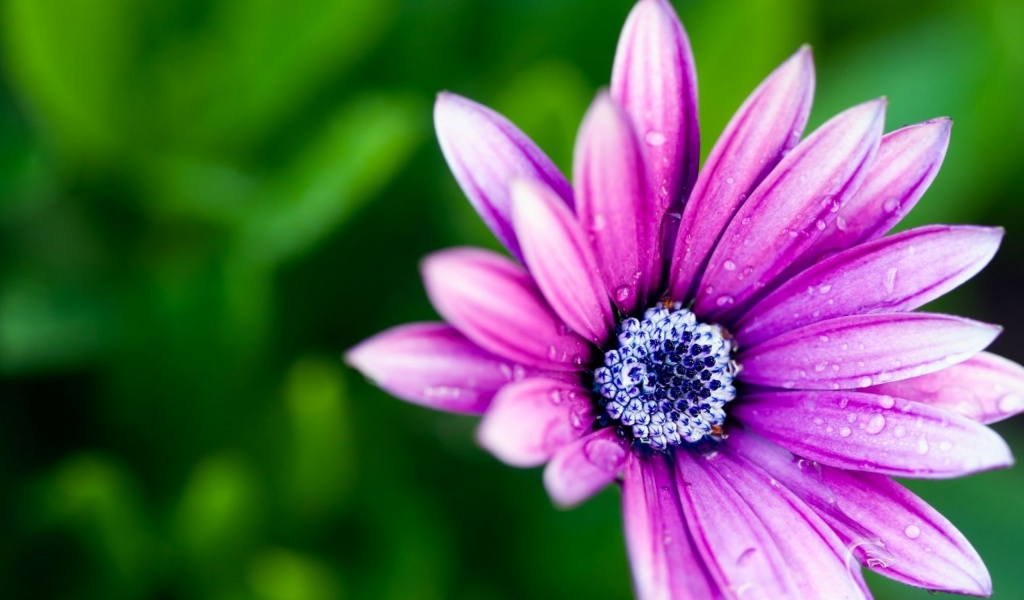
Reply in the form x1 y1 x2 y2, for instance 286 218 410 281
593 302 737 450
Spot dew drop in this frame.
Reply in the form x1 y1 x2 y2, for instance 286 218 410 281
865 414 886 434
879 395 895 409
893 425 907 438
904 524 921 539
839 426 852 438
816 219 827 231
916 436 930 455
857 376 873 388
998 393 1024 413
724 260 737 271
645 131 666 146
615 285 632 303
884 268 898 294
883 197 901 213
716 295 735 307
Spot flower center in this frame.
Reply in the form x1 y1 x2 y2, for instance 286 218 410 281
593 302 737 450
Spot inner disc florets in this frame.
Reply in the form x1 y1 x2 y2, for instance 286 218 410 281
594 302 737 450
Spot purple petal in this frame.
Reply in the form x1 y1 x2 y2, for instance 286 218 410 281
866 351 1024 424
346 323 532 414
694 99 886 322
434 92 573 263
738 313 1002 390
729 428 992 596
543 428 628 508
611 0 699 214
422 247 596 370
511 178 615 346
477 378 594 468
674 449 868 598
621 453 719 600
669 47 814 302
735 225 1003 347
732 390 1014 478
573 93 659 313
803 118 952 266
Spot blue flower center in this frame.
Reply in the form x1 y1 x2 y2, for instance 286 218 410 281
593 302 737 450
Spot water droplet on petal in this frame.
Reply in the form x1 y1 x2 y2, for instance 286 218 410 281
615 285 632 303
857 376 873 388
998 393 1024 413
916 436 930 455
893 425 907 438
879 395 895 409
645 131 666 146
884 268 898 295
904 524 921 539
883 197 900 213
864 414 886 434
723 260 737 271
839 426 852 438
716 295 734 307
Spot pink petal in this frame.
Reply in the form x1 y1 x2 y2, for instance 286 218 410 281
543 428 629 508
732 390 1014 478
694 99 886 323
511 178 615 346
735 225 1003 347
476 378 594 468
802 118 952 267
611 0 699 214
573 93 659 314
621 453 719 600
866 351 1024 424
669 47 814 302
730 428 992 596
674 449 868 599
421 247 596 370
738 313 1002 390
345 323 534 414
434 92 573 263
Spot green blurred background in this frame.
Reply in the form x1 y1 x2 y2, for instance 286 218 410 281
2 0 1023 598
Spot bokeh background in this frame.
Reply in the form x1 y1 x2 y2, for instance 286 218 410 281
2 0 1023 598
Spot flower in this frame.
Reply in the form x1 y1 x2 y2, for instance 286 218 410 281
346 0 1024 597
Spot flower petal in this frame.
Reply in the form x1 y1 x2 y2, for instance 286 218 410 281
511 178 615 346
694 99 886 322
866 351 1024 424
543 428 629 508
674 448 868 599
803 118 952 266
738 313 1001 390
735 225 1003 347
611 0 699 213
732 390 1014 478
346 323 533 414
621 453 719 600
669 47 814 302
422 247 596 370
476 378 594 468
573 93 659 314
434 92 573 263
729 428 992 597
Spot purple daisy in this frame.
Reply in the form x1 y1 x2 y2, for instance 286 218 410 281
346 0 1024 597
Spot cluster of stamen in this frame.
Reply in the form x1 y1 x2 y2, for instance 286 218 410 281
594 302 737 450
